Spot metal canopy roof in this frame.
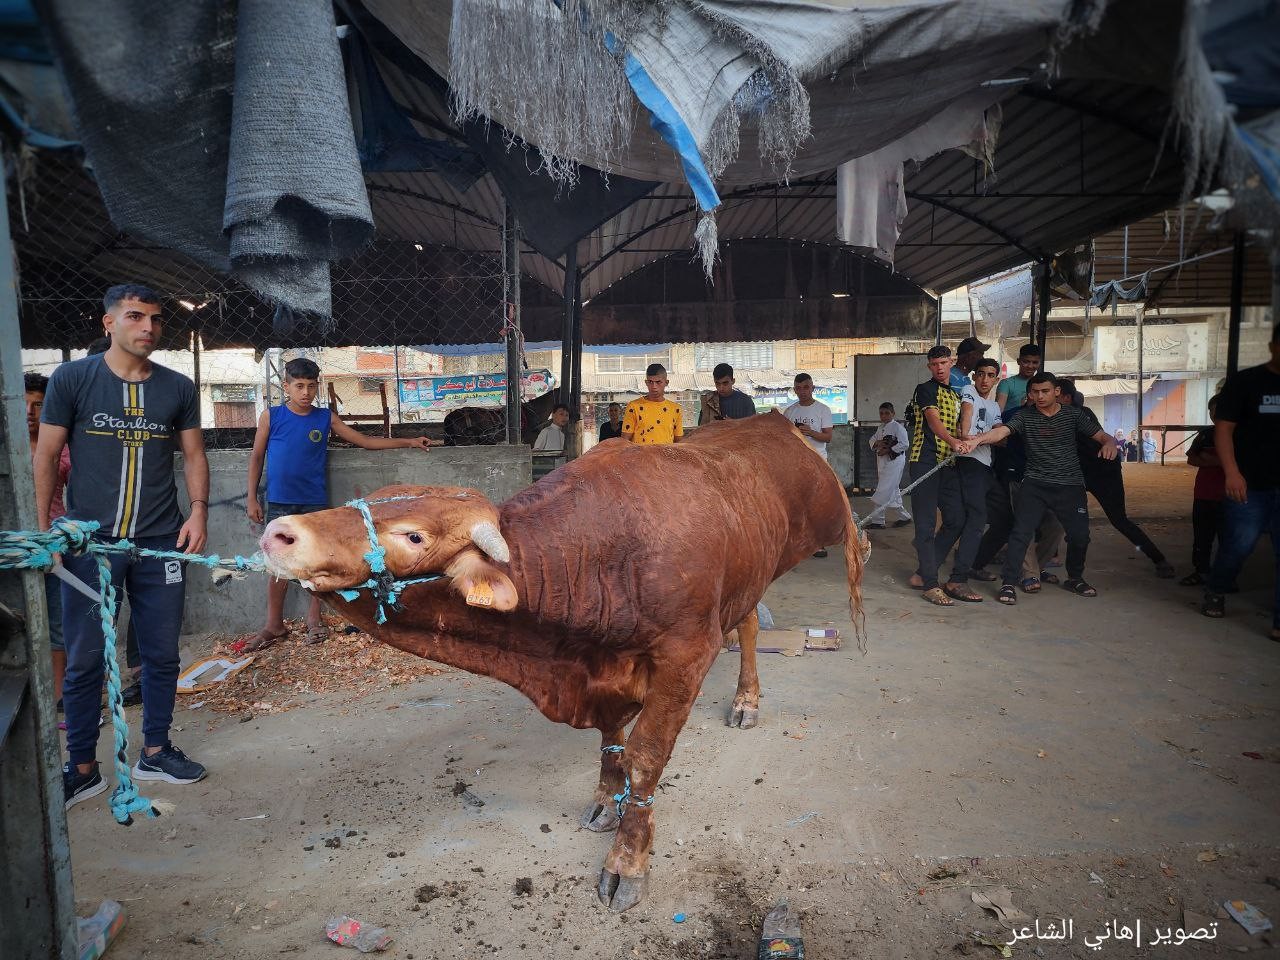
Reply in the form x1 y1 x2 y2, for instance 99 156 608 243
9 0 1273 351
364 70 1190 304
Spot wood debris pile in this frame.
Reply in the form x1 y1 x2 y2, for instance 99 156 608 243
192 614 443 716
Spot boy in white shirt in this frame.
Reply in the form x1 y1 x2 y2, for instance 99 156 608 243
783 373 834 458
784 372 836 557
931 357 1001 602
533 403 569 452
866 401 911 528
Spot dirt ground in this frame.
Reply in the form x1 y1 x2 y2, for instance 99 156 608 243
64 464 1280 959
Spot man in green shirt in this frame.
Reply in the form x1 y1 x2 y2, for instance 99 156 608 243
996 343 1042 411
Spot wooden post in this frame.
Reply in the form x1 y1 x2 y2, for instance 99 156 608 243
0 160 78 960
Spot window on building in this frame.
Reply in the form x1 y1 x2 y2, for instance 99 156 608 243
594 349 672 374
525 350 556 369
358 377 385 395
694 342 774 370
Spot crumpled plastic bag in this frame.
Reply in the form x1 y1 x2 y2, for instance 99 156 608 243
325 916 392 952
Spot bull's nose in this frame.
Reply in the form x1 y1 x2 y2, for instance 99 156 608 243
262 518 299 553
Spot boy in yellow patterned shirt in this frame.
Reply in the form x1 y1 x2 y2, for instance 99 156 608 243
622 363 684 445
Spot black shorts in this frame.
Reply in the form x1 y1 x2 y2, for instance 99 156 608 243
264 502 328 524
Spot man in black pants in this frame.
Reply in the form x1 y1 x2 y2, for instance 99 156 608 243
903 345 971 606
970 373 1119 603
1057 379 1175 579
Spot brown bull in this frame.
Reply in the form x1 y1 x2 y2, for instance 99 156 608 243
260 411 866 912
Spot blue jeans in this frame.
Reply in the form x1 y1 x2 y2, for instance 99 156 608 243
61 535 187 766
1208 489 1280 629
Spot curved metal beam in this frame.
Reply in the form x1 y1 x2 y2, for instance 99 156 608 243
581 179 831 279
1016 87 1162 144
903 191 1041 260
367 183 500 228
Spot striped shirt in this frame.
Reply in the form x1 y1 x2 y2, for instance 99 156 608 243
1003 403 1103 486
41 355 200 538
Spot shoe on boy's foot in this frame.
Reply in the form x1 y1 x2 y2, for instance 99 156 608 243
812 549 829 558
120 681 143 707
865 522 886 530
133 744 207 785
64 761 108 810
892 518 912 527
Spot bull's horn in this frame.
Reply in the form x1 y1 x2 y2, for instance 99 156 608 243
470 521 510 563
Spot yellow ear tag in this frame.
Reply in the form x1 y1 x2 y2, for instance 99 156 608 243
466 582 495 607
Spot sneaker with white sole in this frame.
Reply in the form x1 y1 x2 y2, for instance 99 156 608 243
132 743 207 784
64 762 109 810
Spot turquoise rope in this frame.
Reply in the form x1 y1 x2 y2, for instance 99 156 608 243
600 743 653 820
335 496 444 623
0 511 449 824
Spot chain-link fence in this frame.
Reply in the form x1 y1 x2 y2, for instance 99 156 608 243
13 149 557 449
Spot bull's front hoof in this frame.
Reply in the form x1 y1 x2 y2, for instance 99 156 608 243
597 868 649 912
582 802 621 832
728 700 759 729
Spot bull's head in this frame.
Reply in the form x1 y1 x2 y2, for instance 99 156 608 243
259 485 519 612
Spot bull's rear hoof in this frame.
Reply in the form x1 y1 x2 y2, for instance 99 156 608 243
582 802 620 833
728 704 759 729
597 869 648 912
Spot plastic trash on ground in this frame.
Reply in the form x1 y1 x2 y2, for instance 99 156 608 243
758 899 804 959
755 601 775 631
77 900 126 960
325 916 392 952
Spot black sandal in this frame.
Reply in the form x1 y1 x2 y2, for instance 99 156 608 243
997 585 1017 605
943 584 984 603
1039 570 1060 585
1180 572 1205 587
969 568 998 582
1201 594 1225 618
1062 578 1097 597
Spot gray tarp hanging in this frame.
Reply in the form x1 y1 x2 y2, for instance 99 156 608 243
35 0 374 317
366 0 1109 186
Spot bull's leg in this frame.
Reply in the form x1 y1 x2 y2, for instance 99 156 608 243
598 657 712 913
728 607 761 729
582 728 627 832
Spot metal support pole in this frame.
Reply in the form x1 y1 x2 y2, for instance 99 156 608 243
392 344 402 426
933 295 942 346
1036 258 1051 356
1226 231 1245 377
192 329 202 396
560 244 576 410
502 201 522 444
570 251 583 456
0 161 78 960
1136 302 1145 454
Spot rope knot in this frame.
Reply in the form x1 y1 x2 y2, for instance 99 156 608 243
50 516 96 554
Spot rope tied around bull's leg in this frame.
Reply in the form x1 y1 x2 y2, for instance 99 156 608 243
613 773 654 821
604 745 654 820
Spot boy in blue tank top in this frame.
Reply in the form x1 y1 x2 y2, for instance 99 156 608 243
245 358 441 649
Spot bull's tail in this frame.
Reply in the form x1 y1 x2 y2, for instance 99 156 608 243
837 483 869 654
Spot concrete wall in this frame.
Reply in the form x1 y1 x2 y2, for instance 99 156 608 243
173 445 532 636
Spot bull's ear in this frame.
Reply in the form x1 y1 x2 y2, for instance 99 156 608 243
446 550 518 612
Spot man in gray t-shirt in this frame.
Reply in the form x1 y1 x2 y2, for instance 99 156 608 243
970 372 1117 601
699 362 757 424
36 283 212 807
43 356 200 538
